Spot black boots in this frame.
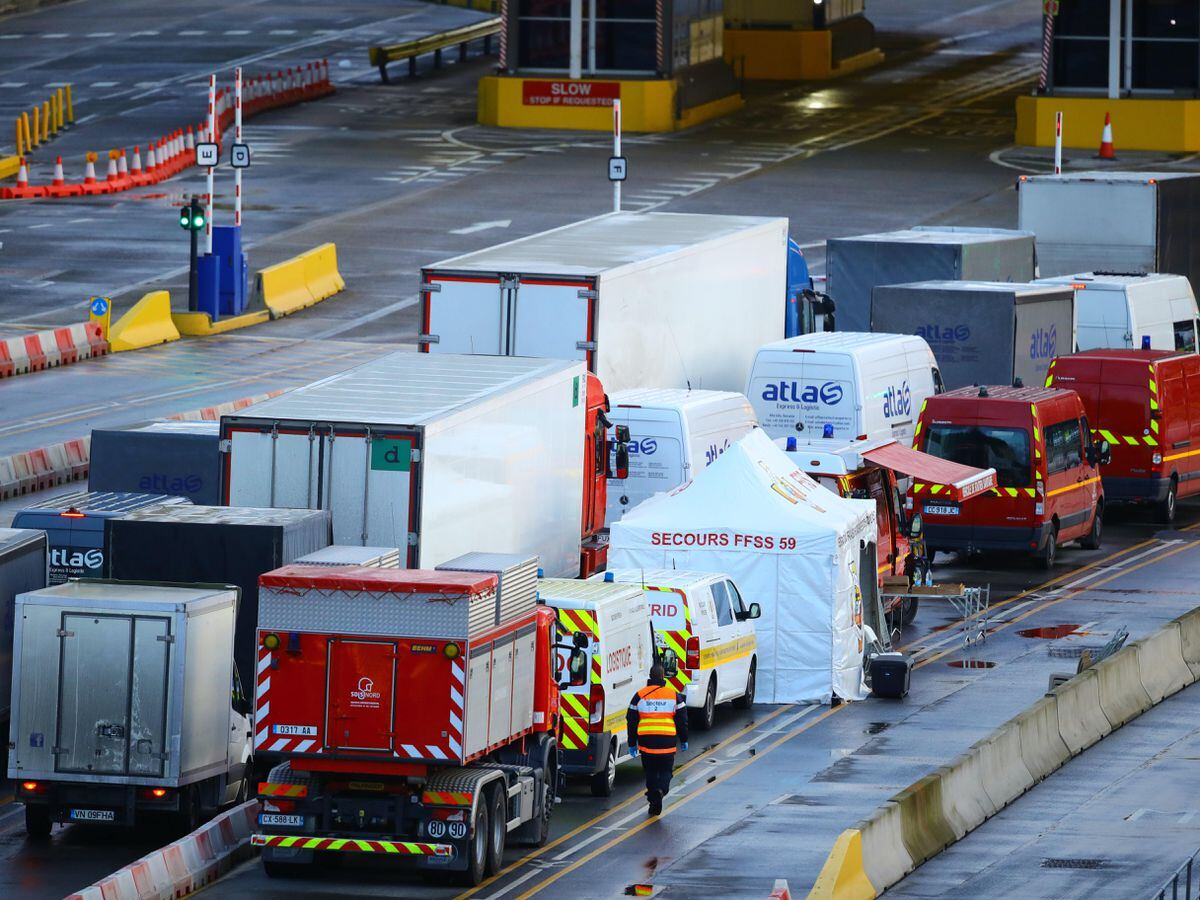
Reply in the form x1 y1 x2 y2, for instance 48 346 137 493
647 789 663 816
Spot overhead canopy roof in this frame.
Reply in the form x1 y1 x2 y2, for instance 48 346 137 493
861 442 996 502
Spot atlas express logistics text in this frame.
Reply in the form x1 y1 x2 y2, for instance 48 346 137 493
760 379 912 418
650 532 801 550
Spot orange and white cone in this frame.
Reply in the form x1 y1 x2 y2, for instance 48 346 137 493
1098 112 1116 160
105 154 119 185
115 149 131 190
46 154 81 197
80 153 109 195
1 156 47 198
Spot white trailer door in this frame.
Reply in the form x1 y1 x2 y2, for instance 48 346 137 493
226 426 320 509
323 430 418 553
510 279 593 364
421 275 507 355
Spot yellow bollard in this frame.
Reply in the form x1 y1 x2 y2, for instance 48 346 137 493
41 100 50 140
55 89 64 130
15 118 23 157
20 112 31 155
30 106 40 149
64 84 74 124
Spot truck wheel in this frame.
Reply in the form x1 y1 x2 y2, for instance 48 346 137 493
456 797 489 886
590 741 617 797
901 597 920 627
24 805 51 841
1080 505 1103 550
691 678 716 731
1035 525 1058 570
733 661 756 710
484 784 507 876
1158 480 1178 525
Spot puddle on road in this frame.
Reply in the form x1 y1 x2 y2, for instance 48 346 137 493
1017 623 1083 639
947 659 997 669
866 722 890 735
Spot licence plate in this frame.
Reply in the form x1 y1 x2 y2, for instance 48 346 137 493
924 504 960 516
69 808 115 822
259 813 304 827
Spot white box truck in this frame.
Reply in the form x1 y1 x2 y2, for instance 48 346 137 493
418 212 788 393
747 332 941 446
1018 171 1200 286
606 388 758 524
1037 272 1200 352
221 352 588 578
9 581 252 837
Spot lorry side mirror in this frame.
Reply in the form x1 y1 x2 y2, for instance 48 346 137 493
573 631 589 649
660 648 679 679
909 512 923 538
736 602 762 622
615 425 631 443
614 442 629 480
564 648 589 688
1099 440 1111 466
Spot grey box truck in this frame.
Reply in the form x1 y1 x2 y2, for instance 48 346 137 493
9 581 252 837
827 226 1036 332
88 421 221 505
871 280 1074 390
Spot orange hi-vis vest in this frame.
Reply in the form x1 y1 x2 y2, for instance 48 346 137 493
632 685 682 754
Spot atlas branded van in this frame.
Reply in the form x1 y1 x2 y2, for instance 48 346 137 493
914 385 1107 568
1038 272 1200 352
605 389 757 524
1048 349 1200 523
537 578 652 796
602 570 759 730
747 333 942 446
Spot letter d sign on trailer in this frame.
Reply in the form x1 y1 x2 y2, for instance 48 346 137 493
371 440 411 471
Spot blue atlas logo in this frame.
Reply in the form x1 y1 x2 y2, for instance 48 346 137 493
915 324 971 342
1030 325 1056 360
761 381 844 405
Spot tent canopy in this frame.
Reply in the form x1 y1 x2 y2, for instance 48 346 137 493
860 441 996 502
609 429 876 705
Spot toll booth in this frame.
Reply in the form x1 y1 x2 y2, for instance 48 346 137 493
723 0 881 80
1017 0 1200 152
479 0 743 131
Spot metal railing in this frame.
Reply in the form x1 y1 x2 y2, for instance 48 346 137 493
1154 849 1200 900
367 17 501 83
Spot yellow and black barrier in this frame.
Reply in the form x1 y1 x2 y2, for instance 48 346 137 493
368 17 500 83
258 242 345 318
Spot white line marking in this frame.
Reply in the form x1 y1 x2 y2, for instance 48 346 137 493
178 30 207 36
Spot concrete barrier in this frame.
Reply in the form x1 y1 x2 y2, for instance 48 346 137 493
1052 667 1111 755
808 829 875 900
109 290 180 352
892 774 956 867
1134 622 1192 704
971 720 1035 812
65 800 256 900
857 801 914 891
1013 695 1071 782
303 242 345 301
1095 643 1153 728
260 242 345 318
1175 607 1200 679
935 752 995 839
172 309 271 336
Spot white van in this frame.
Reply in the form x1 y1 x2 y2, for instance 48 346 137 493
605 389 758 525
601 569 759 730
1037 272 1200 352
746 332 942 446
539 577 653 796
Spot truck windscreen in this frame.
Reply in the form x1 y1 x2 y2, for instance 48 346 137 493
924 425 1030 487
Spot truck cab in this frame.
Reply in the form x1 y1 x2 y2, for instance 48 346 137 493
914 385 1107 568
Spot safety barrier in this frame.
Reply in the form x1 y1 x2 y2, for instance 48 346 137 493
0 321 107 378
369 17 501 83
808 610 1200 899
1 61 334 200
259 242 345 318
65 800 256 900
0 389 285 500
108 290 181 352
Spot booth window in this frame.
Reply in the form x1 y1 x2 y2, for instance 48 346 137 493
516 0 657 73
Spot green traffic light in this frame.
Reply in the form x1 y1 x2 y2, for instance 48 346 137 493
192 214 205 230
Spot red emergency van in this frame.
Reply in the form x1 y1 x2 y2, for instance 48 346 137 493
1047 349 1200 523
913 385 1108 568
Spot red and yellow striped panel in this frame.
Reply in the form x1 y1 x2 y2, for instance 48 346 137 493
251 834 452 856
420 790 473 807
557 607 597 638
560 690 590 750
258 782 308 798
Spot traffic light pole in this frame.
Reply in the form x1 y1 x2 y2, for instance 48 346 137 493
188 201 199 313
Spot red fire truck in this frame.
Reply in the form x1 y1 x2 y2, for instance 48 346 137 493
249 565 591 885
1047 349 1200 524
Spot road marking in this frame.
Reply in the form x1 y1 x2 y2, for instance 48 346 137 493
91 81 117 87
0 82 27 88
270 29 298 35
86 31 115 37
225 29 251 35
306 294 419 341
41 33 68 39
178 30 208 36
450 219 512 235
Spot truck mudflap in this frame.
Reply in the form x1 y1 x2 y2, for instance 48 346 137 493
251 834 454 857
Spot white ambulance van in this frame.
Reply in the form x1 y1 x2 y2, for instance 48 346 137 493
746 332 942 446
1037 272 1200 352
601 570 759 731
605 389 758 524
538 577 653 796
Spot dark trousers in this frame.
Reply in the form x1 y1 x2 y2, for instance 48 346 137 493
641 752 675 797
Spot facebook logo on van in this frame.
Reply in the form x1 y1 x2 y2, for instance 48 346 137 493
760 381 844 405
1030 325 1056 360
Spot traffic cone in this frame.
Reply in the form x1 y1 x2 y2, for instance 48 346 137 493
114 149 131 191
104 152 119 187
0 157 46 199
1098 112 1116 160
45 154 81 197
80 152 109 195
143 144 159 183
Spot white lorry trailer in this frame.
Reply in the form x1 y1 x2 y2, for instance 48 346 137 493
418 212 788 393
9 581 252 837
221 352 587 578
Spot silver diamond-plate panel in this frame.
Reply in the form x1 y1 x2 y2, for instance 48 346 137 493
258 585 477 638
424 767 498 793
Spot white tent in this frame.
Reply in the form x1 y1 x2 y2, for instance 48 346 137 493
608 429 877 704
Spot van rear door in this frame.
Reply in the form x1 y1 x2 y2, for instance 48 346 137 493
1076 286 1132 350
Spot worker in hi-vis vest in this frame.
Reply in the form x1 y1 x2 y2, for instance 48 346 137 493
627 663 688 816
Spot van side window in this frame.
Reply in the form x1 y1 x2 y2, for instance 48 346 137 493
932 367 945 395
726 580 748 616
710 581 735 627
1174 320 1197 353
1046 419 1083 474
594 418 606 477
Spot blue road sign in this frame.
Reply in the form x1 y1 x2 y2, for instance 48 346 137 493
90 296 110 316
